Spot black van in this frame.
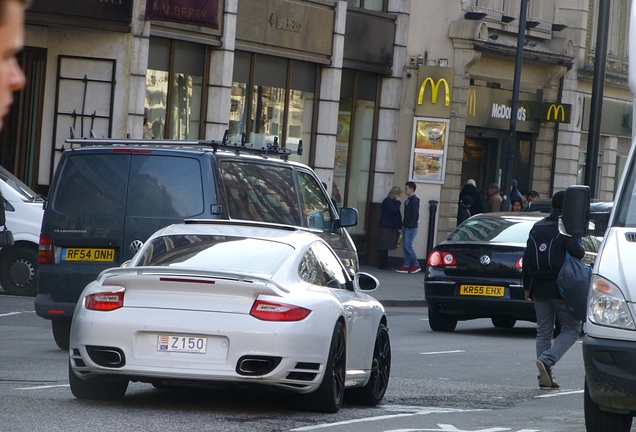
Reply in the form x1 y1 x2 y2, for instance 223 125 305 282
35 138 359 349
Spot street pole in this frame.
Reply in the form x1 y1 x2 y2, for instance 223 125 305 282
500 0 528 211
585 0 609 197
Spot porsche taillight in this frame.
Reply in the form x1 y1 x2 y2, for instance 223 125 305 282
427 251 456 267
249 300 311 321
39 234 53 264
85 291 125 311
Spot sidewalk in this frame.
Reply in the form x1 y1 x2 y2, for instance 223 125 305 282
359 265 426 307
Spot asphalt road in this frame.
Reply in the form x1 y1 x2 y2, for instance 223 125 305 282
0 295 594 432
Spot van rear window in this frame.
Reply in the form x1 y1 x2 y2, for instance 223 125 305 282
127 155 203 217
54 154 128 215
219 161 302 226
54 153 204 217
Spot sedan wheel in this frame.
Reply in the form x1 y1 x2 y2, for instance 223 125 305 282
428 306 457 332
305 321 346 413
346 323 391 406
584 379 633 432
491 317 516 329
68 361 128 400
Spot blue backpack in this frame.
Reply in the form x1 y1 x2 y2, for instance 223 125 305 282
557 252 592 321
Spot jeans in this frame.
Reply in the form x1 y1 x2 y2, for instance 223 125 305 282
534 297 581 367
402 228 418 267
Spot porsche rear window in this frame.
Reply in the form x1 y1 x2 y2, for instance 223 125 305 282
138 235 293 275
448 218 537 243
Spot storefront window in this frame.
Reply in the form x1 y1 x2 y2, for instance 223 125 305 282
145 37 206 140
336 69 378 235
230 53 316 165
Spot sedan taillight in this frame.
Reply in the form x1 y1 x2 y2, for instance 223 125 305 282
250 299 311 321
427 251 456 267
85 291 125 311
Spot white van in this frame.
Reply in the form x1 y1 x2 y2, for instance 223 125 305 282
0 165 44 296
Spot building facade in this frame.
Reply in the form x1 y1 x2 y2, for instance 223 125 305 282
0 0 630 267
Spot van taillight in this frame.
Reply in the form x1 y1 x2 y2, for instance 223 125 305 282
39 234 53 264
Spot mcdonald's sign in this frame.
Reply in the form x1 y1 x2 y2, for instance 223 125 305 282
415 66 454 118
418 77 450 107
541 103 571 123
467 88 476 116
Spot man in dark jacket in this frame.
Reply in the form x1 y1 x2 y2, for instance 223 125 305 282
396 181 421 274
522 190 585 390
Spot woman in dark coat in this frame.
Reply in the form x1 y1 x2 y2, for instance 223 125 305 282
458 179 484 218
457 195 472 225
378 186 402 270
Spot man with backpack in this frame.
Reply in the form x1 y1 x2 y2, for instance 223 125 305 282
522 190 585 390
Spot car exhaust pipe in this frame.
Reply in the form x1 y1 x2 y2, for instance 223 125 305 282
236 356 282 376
86 346 126 368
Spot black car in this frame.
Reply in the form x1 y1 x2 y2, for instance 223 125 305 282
424 212 599 332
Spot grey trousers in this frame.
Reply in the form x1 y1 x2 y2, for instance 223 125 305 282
534 297 581 367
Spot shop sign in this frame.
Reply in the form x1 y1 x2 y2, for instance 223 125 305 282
415 66 454 118
236 0 334 61
466 86 539 133
541 103 571 123
145 0 219 29
582 96 632 136
29 0 133 23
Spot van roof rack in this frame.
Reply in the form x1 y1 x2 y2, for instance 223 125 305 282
64 130 301 160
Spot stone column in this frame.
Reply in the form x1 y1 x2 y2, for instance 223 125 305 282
312 1 346 187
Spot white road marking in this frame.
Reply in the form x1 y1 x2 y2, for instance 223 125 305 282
0 311 33 317
290 407 488 431
14 385 70 390
535 389 583 398
420 350 466 355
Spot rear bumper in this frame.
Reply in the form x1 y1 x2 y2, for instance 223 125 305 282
583 335 636 414
34 293 76 320
425 280 535 322
36 263 114 320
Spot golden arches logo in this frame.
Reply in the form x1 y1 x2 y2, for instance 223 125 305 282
547 104 565 122
467 88 476 116
418 77 450 107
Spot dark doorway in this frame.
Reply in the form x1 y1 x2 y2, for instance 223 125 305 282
0 47 46 194
462 128 534 199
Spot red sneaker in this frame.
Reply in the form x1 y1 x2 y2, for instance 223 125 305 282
409 265 421 274
395 265 410 273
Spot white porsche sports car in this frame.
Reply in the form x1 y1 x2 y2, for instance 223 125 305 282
68 220 390 413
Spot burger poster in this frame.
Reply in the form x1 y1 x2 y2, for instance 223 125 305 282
410 117 449 183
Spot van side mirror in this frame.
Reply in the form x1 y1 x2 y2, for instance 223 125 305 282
338 207 358 228
562 185 590 238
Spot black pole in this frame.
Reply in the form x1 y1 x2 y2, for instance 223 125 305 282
585 0 610 197
500 0 528 211
427 200 439 257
